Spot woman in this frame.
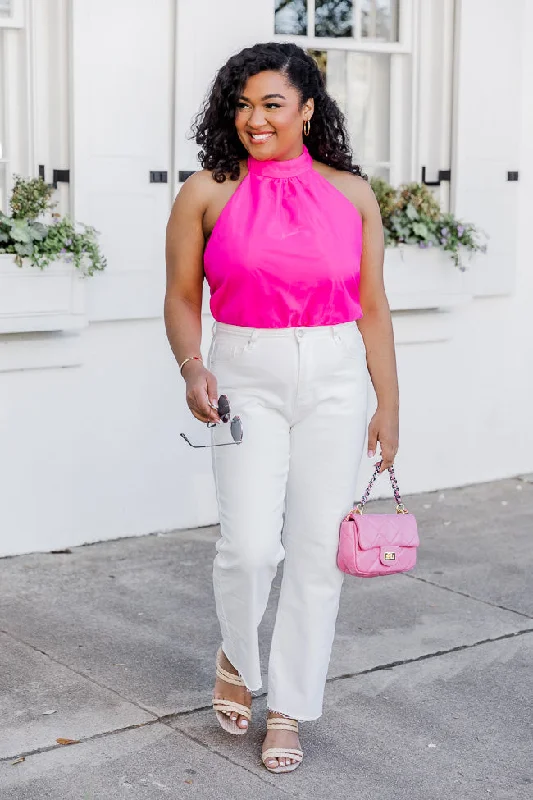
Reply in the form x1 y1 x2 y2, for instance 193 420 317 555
165 42 399 774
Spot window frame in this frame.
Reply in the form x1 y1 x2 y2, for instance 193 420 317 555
0 0 32 214
0 0 24 29
274 0 413 52
274 0 416 185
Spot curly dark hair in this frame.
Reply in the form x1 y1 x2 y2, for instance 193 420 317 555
192 42 366 183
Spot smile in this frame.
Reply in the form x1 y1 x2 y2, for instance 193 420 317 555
248 132 274 142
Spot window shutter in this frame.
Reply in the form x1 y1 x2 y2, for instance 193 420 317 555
175 0 275 180
71 0 173 321
453 0 525 296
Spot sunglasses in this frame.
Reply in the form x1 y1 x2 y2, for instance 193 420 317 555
180 394 243 448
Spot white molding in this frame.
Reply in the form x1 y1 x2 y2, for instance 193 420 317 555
409 0 420 181
273 34 411 54
308 0 315 39
0 329 83 371
24 0 35 174
450 0 461 215
398 0 414 49
391 308 454 345
0 254 87 333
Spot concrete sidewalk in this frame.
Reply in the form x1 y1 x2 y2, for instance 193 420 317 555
0 477 532 799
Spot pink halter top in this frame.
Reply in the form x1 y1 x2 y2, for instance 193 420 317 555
203 145 363 328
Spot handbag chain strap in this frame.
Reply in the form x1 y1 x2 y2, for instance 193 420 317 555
355 461 408 515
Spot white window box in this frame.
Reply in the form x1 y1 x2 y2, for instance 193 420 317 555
0 254 87 333
384 246 474 311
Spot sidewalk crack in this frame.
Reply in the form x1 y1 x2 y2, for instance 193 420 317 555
0 719 160 764
327 626 533 684
404 573 533 619
160 722 305 798
0 627 159 719
3 627 531 766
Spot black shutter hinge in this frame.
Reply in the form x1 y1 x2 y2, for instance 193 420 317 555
421 167 451 187
150 171 168 183
52 169 70 188
179 170 197 183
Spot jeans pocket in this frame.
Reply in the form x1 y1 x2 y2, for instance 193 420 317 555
335 324 365 359
210 337 256 364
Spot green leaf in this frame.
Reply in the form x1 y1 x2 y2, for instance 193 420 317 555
14 243 33 256
10 221 32 243
29 221 47 241
412 221 429 238
405 203 418 221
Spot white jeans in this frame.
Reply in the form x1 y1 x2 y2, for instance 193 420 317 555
207 320 368 721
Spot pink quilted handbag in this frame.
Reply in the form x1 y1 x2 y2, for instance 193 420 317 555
337 462 419 577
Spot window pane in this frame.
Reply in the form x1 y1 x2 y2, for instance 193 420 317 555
361 0 399 42
315 1 354 38
0 0 12 18
275 0 307 36
309 50 390 166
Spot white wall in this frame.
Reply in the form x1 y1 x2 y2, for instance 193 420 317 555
0 319 218 557
1 0 532 557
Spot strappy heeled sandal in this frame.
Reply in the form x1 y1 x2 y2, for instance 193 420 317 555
261 716 304 774
212 647 252 735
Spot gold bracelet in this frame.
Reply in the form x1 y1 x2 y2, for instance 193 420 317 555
179 355 203 374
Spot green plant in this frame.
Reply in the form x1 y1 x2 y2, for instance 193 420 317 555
0 175 106 275
369 176 397 226
9 175 55 220
370 176 487 270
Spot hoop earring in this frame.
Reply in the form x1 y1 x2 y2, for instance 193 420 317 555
303 119 311 136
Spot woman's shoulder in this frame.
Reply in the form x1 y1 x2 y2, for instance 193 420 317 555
178 169 218 202
312 160 374 218
178 162 247 203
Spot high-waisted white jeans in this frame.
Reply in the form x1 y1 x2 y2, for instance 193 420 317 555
207 320 368 721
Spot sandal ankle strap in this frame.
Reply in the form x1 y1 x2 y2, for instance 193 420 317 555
216 648 246 687
215 663 246 686
267 717 299 732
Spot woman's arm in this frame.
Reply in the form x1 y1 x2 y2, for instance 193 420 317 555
346 176 399 472
164 173 220 424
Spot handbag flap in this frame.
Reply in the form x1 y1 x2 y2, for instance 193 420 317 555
351 513 419 549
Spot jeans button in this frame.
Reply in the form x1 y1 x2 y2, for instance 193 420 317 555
296 328 303 339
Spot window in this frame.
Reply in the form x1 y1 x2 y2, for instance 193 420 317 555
275 1 399 42
274 0 413 185
0 0 23 28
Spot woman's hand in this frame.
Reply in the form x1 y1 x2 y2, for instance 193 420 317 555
183 361 221 424
367 406 399 472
